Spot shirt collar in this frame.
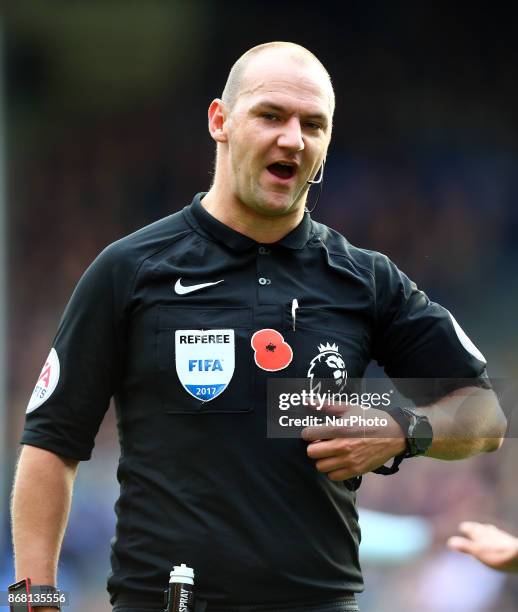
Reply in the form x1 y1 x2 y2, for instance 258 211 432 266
184 192 313 252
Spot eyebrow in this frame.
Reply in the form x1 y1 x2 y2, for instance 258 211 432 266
250 101 329 128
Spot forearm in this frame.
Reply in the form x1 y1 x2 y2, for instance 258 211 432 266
11 445 79 585
414 387 506 460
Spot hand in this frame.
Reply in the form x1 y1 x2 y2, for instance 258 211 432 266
301 403 406 481
447 521 518 572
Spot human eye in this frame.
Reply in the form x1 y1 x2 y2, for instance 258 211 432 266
304 121 323 131
263 113 279 121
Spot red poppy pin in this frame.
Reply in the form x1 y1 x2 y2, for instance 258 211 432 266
251 328 293 371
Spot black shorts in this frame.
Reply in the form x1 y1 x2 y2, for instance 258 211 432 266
113 595 359 612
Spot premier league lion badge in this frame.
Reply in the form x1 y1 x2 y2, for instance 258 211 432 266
307 342 347 392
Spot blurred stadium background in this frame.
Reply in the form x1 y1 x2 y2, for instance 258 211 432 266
1 3 518 611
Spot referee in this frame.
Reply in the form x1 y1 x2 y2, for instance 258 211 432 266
11 42 506 612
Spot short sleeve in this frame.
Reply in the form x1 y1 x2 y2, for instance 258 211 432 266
21 244 128 460
371 254 490 401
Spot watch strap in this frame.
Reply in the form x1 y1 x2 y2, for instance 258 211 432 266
8 581 61 610
372 451 405 475
8 578 31 612
371 406 412 475
31 585 61 608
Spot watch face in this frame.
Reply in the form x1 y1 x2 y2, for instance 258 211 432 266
411 417 433 454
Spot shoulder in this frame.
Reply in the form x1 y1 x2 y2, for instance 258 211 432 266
71 208 194 306
86 208 193 279
102 208 192 266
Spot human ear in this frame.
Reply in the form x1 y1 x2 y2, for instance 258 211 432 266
208 99 228 143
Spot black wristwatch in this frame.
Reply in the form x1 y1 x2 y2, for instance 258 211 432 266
8 578 62 610
373 407 433 475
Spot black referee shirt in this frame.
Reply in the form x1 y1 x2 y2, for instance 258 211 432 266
22 192 489 606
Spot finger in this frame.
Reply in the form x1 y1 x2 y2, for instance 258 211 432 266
447 536 476 555
307 439 349 459
301 425 341 442
315 456 354 474
301 419 370 441
313 401 367 417
327 467 358 481
458 521 484 538
314 402 351 416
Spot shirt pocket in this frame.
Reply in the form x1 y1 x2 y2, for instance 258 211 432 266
282 305 369 493
281 305 371 381
157 306 253 414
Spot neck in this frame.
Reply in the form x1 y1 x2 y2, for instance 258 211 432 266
201 184 306 244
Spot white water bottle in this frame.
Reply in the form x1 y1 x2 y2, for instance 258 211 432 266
165 563 195 612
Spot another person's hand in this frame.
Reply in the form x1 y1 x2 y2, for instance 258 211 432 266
447 521 518 572
301 404 406 480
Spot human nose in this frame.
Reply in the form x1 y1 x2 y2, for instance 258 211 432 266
277 117 304 152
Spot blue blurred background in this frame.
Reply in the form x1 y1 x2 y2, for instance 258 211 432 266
2 2 518 610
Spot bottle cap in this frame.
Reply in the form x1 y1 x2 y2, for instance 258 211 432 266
169 563 195 584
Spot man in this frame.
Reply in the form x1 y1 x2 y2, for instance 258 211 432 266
11 42 506 612
448 522 518 572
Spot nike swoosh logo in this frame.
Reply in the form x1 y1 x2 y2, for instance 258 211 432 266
174 278 224 295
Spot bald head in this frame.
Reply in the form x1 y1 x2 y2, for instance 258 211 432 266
205 41 334 221
221 42 335 116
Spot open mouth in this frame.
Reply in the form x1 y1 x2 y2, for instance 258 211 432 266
267 162 296 180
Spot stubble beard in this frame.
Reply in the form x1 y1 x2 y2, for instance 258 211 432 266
245 173 309 218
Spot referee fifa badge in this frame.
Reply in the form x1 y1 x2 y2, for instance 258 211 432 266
175 329 235 401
